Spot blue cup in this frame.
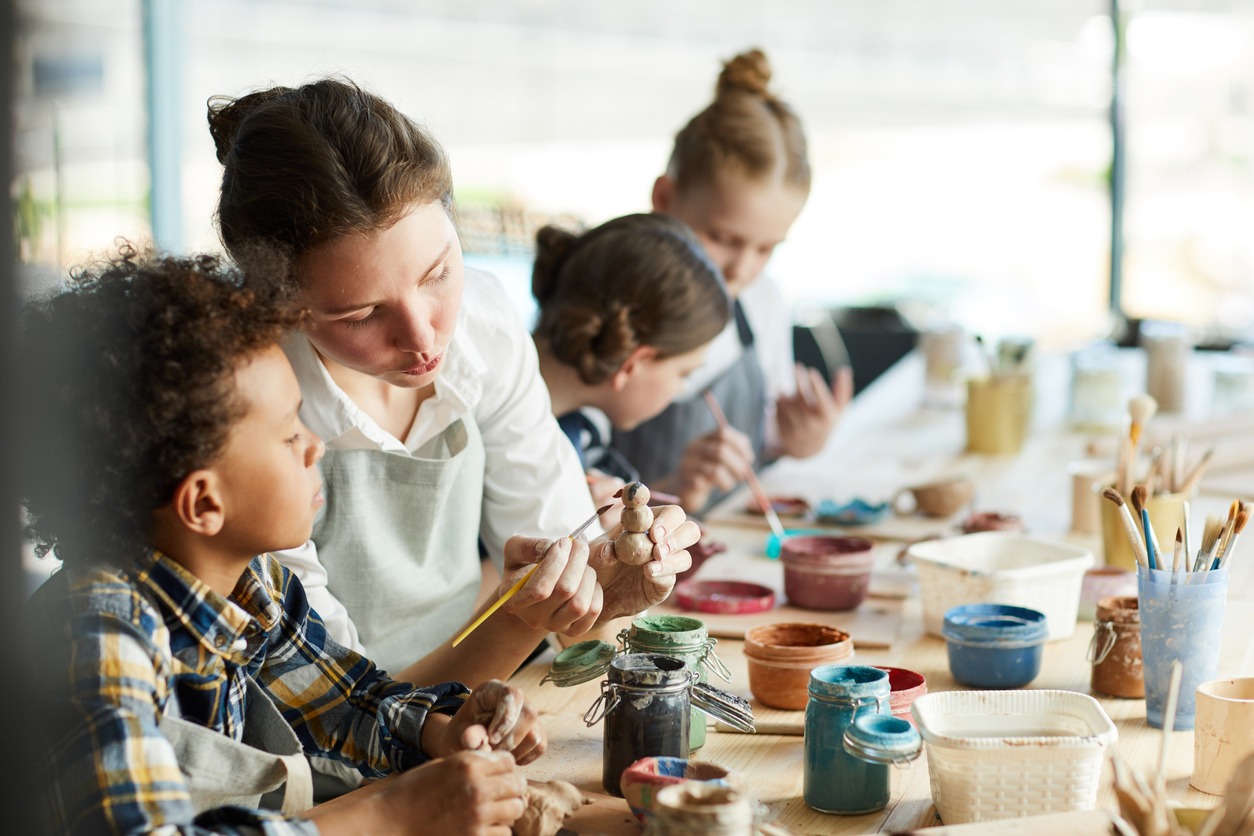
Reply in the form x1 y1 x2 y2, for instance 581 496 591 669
942 603 1049 689
1138 566 1228 730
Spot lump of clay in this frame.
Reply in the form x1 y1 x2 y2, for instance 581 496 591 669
614 531 654 566
620 504 654 533
514 779 589 836
620 482 650 508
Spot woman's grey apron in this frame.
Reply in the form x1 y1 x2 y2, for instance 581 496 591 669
158 676 313 816
313 416 485 676
611 301 766 515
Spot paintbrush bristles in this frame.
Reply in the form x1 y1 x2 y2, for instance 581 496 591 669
1130 484 1148 516
1102 487 1125 507
1128 394 1157 447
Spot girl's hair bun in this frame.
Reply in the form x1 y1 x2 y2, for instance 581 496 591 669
717 48 772 99
206 87 293 164
531 224 581 303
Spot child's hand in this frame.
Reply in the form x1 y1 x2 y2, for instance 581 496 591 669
498 536 603 636
776 365 852 459
380 750 527 834
442 680 546 766
586 468 626 530
671 426 754 511
587 502 697 623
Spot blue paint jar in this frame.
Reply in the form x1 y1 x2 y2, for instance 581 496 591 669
804 664 920 815
943 603 1048 689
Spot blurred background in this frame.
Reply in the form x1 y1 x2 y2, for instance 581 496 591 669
11 0 1254 353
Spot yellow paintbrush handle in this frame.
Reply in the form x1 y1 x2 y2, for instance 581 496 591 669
451 564 539 647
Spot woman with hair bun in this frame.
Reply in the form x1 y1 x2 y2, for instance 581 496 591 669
206 79 698 705
612 49 854 514
531 213 731 512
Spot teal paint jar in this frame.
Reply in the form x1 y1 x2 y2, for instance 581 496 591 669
804 664 919 815
622 614 730 750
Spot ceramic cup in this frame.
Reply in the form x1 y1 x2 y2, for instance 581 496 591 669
1192 678 1254 795
965 373 1032 454
781 536 875 611
1068 459 1114 535
1099 487 1187 571
892 478 974 518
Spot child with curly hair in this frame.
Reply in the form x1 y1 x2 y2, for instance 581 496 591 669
18 248 543 835
531 213 731 514
612 49 854 513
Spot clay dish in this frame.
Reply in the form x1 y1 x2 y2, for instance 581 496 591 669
893 477 975 518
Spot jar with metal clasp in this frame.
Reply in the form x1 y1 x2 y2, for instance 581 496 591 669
620 614 731 750
574 653 755 797
804 664 921 815
1087 594 1143 698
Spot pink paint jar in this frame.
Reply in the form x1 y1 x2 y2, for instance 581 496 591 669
874 666 928 726
781 535 875 611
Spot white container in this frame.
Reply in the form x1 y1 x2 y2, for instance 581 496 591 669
907 532 1093 640
911 690 1118 824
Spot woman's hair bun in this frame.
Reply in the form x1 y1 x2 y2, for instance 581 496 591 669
717 48 772 98
206 87 293 164
531 224 581 303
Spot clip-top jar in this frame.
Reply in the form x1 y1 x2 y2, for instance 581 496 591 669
583 653 754 797
621 615 730 750
1088 595 1143 698
804 664 919 815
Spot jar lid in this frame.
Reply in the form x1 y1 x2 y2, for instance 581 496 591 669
942 603 1048 646
690 681 756 733
842 714 922 766
541 639 617 687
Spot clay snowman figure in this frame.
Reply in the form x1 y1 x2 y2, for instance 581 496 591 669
614 482 655 566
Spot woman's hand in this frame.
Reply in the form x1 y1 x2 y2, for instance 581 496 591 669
775 365 852 460
587 503 697 623
440 680 546 766
498 536 603 636
669 426 754 511
381 751 527 835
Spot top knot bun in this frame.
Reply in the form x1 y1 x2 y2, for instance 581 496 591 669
717 49 773 99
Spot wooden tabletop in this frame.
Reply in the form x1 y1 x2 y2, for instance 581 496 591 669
515 351 1254 834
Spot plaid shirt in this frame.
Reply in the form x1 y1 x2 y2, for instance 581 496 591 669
31 551 471 835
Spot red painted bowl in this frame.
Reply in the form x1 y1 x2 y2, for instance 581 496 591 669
674 580 776 614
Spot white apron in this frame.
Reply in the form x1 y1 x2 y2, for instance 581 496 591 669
313 416 485 675
158 676 313 816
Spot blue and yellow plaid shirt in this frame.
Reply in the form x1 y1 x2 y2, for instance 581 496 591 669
30 550 471 835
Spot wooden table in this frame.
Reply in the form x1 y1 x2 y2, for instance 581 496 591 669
515 351 1254 834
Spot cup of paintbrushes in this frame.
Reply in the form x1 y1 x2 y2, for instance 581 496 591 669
1099 487 1187 572
1137 564 1228 730
964 372 1032 454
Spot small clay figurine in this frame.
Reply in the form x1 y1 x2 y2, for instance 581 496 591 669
615 482 656 566
513 779 589 836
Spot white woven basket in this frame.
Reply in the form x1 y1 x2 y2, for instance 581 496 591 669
908 532 1093 640
911 690 1118 824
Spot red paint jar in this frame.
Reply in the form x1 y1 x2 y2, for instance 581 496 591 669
873 666 927 726
743 622 854 710
781 535 875 611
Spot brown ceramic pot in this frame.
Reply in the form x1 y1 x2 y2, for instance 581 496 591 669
743 622 854 710
780 535 875 611
1089 595 1144 698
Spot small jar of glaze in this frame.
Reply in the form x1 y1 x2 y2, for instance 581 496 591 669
873 666 928 726
943 604 1048 689
781 535 875 611
583 654 755 797
743 623 853 710
1088 595 1143 698
622 615 731 751
645 783 758 836
804 665 920 815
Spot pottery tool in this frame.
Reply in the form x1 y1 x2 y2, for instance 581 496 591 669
1102 487 1149 569
450 504 612 648
702 390 785 542
1131 485 1160 570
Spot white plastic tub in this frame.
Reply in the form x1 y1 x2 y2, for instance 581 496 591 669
911 690 1118 824
907 532 1093 640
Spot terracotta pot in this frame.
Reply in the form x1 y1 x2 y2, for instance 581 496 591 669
781 535 875 611
1088 594 1143 698
893 478 974 518
743 622 854 710
873 666 928 726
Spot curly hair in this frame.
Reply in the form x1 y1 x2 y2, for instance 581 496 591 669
531 214 731 385
208 77 452 275
15 245 306 568
667 48 810 195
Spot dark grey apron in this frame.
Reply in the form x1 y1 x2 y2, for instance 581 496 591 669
611 301 766 515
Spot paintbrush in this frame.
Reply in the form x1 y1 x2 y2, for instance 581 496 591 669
1121 394 1158 494
702 390 786 542
1178 447 1215 496
1131 484 1160 570
1192 514 1223 573
1102 487 1150 569
1216 506 1249 572
450 504 612 648
1208 499 1242 573
1171 528 1184 583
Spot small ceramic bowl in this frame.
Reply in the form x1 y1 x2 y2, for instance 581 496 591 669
959 511 1026 534
619 757 740 823
674 580 775 615
781 535 875 611
744 622 853 709
873 666 928 726
815 498 891 526
745 495 811 518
